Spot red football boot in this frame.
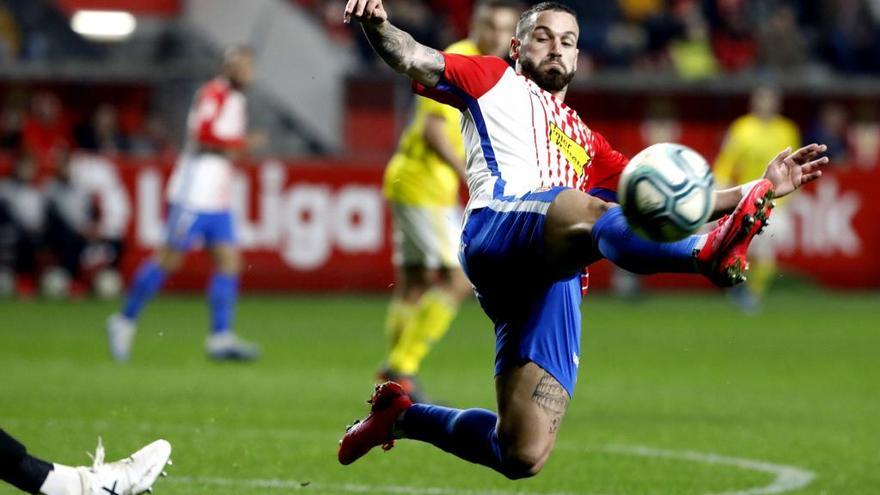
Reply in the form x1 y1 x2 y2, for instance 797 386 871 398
696 179 775 287
338 381 413 465
376 368 429 404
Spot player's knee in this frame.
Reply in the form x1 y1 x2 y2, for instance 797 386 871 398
500 444 549 480
218 254 241 274
545 191 610 272
212 246 241 274
156 250 183 272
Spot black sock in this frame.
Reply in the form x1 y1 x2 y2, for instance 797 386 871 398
0 429 53 494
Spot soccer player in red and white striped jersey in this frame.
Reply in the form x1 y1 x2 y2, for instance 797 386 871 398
338 0 828 479
107 47 264 362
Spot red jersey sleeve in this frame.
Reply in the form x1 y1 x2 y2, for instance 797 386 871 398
586 130 628 202
413 53 510 110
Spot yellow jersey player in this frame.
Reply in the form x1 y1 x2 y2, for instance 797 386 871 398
714 86 801 312
378 0 522 401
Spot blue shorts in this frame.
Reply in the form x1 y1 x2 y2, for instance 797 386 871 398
165 204 237 251
460 187 582 397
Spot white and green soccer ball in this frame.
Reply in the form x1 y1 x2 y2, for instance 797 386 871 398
618 143 715 242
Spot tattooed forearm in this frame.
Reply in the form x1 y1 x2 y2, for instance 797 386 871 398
531 373 569 433
362 21 444 87
363 21 410 71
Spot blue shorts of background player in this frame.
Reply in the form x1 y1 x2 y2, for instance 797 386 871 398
164 204 237 251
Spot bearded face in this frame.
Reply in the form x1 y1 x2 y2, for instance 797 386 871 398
512 10 579 94
519 54 576 92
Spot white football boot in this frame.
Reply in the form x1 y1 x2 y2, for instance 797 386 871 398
106 314 136 362
78 438 171 495
206 331 261 361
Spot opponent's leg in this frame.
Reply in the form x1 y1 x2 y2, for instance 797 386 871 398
385 265 430 370
382 203 467 398
383 266 422 348
386 268 467 380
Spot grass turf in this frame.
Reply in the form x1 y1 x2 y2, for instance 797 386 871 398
0 290 878 494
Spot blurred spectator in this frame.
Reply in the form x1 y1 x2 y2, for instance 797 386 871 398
74 103 130 154
806 103 850 163
426 0 473 39
757 3 808 73
0 106 23 151
667 1 718 79
706 0 758 72
0 153 45 297
22 92 70 160
640 98 682 145
824 0 880 73
567 1 631 69
0 3 21 60
848 103 880 169
43 150 97 292
129 114 174 156
618 0 664 22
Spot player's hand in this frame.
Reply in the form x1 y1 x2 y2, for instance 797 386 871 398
763 143 829 198
343 0 387 25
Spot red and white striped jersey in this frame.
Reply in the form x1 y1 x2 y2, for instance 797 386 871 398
415 54 628 211
167 77 247 211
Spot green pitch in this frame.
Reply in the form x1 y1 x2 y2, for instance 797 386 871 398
1 290 878 494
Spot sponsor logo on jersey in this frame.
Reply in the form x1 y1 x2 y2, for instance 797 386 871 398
549 123 590 175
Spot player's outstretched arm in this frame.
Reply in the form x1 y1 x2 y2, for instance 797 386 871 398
709 143 828 218
344 0 445 88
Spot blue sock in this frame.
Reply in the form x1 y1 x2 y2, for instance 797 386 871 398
402 404 504 473
593 206 700 274
208 273 239 334
122 261 167 320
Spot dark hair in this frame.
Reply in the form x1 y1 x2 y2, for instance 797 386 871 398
515 2 576 39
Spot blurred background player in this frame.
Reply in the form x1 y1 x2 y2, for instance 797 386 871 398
377 0 522 401
713 86 800 313
106 46 264 362
0 429 171 495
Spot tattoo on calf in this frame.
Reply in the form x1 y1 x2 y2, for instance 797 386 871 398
531 373 569 433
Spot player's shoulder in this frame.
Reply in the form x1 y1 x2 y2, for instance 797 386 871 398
774 116 799 132
728 114 763 135
200 77 232 97
444 39 481 56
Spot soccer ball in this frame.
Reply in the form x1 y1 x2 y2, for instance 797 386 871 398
618 143 715 242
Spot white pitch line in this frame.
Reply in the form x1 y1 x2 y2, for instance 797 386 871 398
168 475 594 495
560 444 815 495
168 444 814 495
3 416 814 495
